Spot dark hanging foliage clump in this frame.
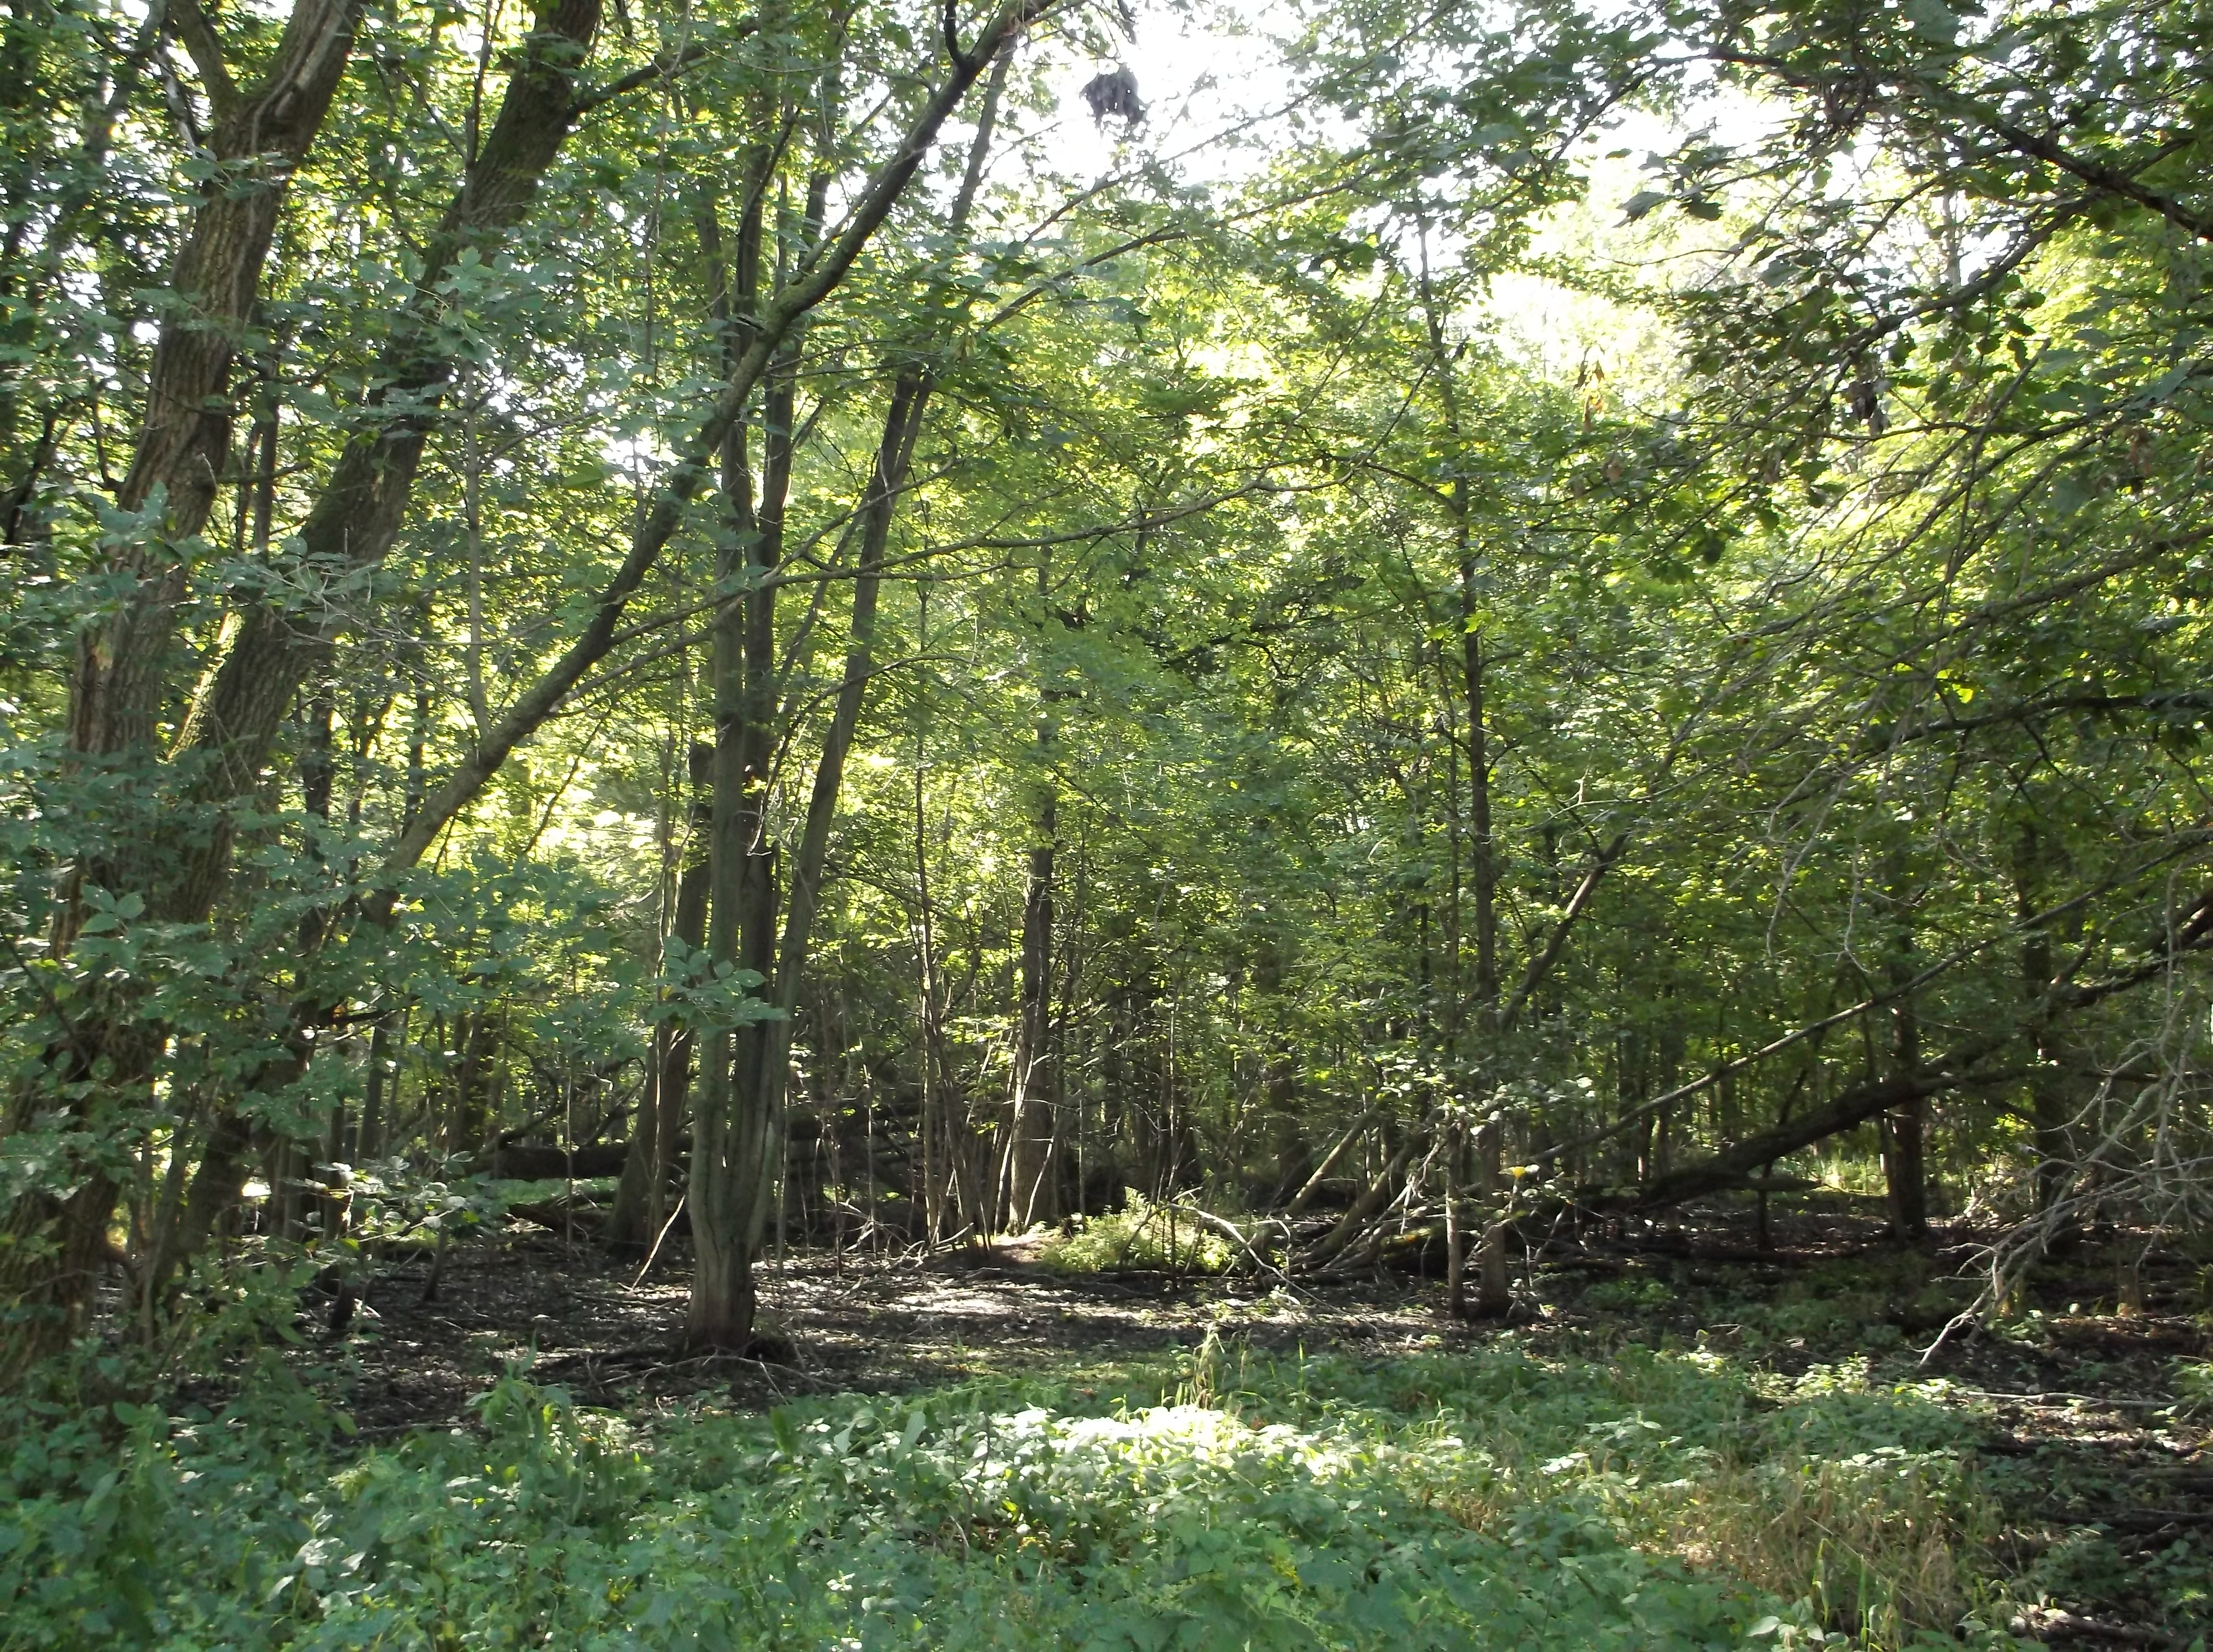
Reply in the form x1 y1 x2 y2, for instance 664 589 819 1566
1082 65 1143 127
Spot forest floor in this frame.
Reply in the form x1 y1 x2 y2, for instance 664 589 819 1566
22 1194 2206 1647
308 1193 2213 1646
346 1232 1459 1429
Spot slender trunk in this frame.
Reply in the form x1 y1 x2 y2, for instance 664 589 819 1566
610 1024 661 1256
1471 1113 1511 1315
1056 824 1087 1215
299 690 349 1239
1459 557 1497 1012
612 743 711 1251
914 612 945 1243
360 1012 391 1160
1443 1116 1466 1316
2017 825 2072 1217
1883 861 1927 1238
1006 756 1058 1231
1415 253 1496 1020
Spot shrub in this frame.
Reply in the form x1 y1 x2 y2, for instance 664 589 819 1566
1038 1192 1234 1275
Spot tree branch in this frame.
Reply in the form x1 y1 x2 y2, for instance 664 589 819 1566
168 0 243 121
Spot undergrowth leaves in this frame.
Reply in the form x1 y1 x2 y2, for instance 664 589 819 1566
0 1340 2037 1650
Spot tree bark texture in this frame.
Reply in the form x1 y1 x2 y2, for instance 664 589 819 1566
69 0 363 767
167 0 609 920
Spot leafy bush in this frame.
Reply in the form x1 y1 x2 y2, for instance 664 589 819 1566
1038 1192 1234 1275
1583 1273 1676 1310
2176 1356 2213 1417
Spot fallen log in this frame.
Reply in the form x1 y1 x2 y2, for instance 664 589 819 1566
478 1142 635 1179
1283 1109 1383 1220
1300 1134 1424 1268
1177 1206 1290 1279
1280 1062 2001 1279
1575 1047 2015 1215
1537 895 2213 1220
508 1192 608 1233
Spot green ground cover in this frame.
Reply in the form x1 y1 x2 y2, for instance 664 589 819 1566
1 1329 2035 1652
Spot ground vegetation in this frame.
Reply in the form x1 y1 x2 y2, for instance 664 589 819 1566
4 0 2213 1642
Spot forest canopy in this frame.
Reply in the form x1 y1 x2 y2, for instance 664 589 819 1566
3 0 2213 1636
5 0 2211 1354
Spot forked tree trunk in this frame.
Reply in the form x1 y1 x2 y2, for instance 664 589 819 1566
687 42 1014 1347
167 0 610 914
0 0 611 1382
689 111 791 1348
67 0 364 772
1 0 365 1387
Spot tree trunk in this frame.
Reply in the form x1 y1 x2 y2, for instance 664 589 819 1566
611 742 712 1252
686 39 1011 1347
0 0 364 1386
0 1168 117 1387
1460 571 1498 1011
1585 1054 1995 1215
359 1012 392 1161
1443 1116 1467 1316
166 0 609 917
914 621 947 1243
0 0 607 1375
1471 1112 1511 1316
1006 768 1058 1231
689 123 788 1351
686 1195 758 1348
68 0 363 770
2016 824 2073 1217
1883 863 1927 1239
370 4 1033 886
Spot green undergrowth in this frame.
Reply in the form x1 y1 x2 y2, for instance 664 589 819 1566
1567 1249 1982 1360
1038 1193 1235 1275
0 1336 2034 1652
